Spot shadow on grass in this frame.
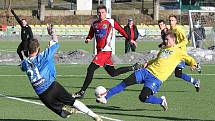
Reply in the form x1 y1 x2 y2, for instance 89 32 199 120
0 119 55 121
98 112 215 121
87 104 160 112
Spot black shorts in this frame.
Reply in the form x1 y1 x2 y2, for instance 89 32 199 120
17 41 29 51
38 81 75 116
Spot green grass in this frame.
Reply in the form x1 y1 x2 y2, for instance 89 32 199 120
0 40 214 121
0 64 215 121
0 40 160 55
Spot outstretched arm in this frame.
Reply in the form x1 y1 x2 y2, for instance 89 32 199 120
114 20 128 39
11 9 22 27
182 52 197 70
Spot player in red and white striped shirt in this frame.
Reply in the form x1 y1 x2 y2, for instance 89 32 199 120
73 5 140 99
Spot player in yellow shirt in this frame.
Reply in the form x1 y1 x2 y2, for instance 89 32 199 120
96 31 199 111
169 15 200 92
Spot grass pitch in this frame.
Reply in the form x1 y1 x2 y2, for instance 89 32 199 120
0 64 215 121
0 39 214 121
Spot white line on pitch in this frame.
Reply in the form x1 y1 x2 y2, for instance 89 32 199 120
0 93 123 121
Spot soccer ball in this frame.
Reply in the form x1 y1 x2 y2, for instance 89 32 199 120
95 86 107 98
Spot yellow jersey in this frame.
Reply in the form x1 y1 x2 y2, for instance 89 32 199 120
146 46 197 82
171 25 188 52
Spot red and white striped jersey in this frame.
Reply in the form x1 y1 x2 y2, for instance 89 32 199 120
86 18 128 52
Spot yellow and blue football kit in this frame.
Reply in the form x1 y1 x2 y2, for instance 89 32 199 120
104 46 197 107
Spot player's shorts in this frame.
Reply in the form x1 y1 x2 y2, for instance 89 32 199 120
92 51 113 67
177 61 186 69
38 81 75 117
135 68 162 94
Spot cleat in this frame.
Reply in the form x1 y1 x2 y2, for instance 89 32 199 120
72 91 85 99
196 63 201 73
194 80 200 92
96 97 107 104
62 105 78 114
160 96 168 111
132 62 142 71
94 115 103 121
61 105 78 118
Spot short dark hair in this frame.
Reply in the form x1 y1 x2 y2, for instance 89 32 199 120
158 19 165 24
21 18 26 21
97 4 107 12
169 15 177 20
29 39 40 54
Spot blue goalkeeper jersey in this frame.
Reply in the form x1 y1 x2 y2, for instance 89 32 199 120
21 41 59 95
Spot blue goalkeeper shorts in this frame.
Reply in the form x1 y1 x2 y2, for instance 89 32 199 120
134 68 162 94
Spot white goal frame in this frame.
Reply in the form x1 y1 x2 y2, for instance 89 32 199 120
188 10 215 48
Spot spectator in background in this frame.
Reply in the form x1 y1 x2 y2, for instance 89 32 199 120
124 17 139 53
188 21 206 48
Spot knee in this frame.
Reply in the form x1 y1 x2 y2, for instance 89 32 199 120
109 71 117 77
139 94 147 103
87 63 98 72
175 67 182 78
87 66 94 73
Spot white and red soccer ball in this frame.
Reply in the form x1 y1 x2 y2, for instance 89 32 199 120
95 86 107 98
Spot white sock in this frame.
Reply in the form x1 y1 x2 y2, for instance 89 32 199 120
73 100 98 118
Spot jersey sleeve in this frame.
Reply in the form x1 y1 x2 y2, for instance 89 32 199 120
181 51 197 67
86 25 94 40
20 61 27 72
11 9 23 27
40 42 60 60
114 20 129 40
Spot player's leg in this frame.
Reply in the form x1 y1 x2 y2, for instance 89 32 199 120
196 40 203 48
104 62 142 77
96 73 137 104
22 41 29 58
131 43 136 52
73 52 110 99
175 62 200 92
104 65 133 77
134 68 167 111
17 42 24 60
125 40 130 53
53 81 102 120
39 82 71 118
138 82 167 111
73 62 100 99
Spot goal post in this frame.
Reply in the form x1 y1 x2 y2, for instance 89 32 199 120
188 10 215 48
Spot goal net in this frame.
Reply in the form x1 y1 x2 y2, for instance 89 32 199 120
188 10 215 49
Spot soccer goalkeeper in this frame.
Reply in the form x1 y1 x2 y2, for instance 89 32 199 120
20 29 102 121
